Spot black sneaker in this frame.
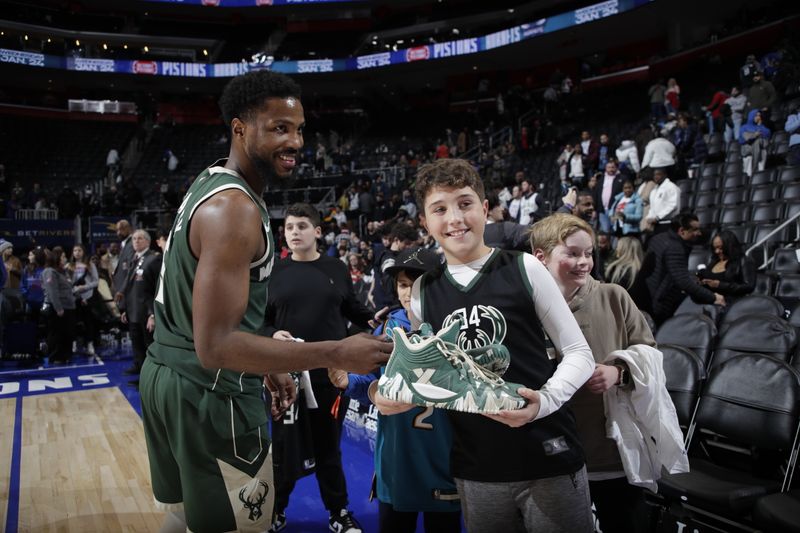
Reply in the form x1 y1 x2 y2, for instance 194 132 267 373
329 509 362 533
268 511 287 533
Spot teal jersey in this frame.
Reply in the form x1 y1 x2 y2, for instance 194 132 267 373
149 161 274 396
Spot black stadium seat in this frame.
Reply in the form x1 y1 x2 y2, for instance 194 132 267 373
695 208 719 229
656 313 717 368
677 180 694 194
750 184 780 204
720 205 748 226
779 166 800 184
720 188 745 206
753 490 800 533
776 274 800 310
657 354 800 520
752 203 784 224
719 295 785 333
751 169 777 186
697 176 719 192
660 344 706 441
711 314 797 367
694 191 718 210
722 173 746 190
770 249 800 275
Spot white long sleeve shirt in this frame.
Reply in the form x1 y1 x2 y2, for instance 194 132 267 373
411 251 595 420
647 178 681 223
641 137 676 169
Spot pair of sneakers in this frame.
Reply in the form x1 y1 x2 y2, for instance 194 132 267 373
378 319 526 414
269 509 362 533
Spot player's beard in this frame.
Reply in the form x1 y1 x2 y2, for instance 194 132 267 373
250 150 298 192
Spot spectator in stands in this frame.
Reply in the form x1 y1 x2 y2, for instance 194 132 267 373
101 242 120 281
605 236 644 290
0 255 6 356
580 131 600 174
595 231 613 281
703 88 729 133
21 248 46 322
569 143 586 187
724 86 748 144
164 149 180 173
739 54 762 89
745 72 777 118
672 114 699 178
531 213 661 533
359 183 375 221
648 79 667 121
56 184 81 219
631 213 723 325
42 248 77 363
594 160 626 234
518 179 543 225
697 230 755 307
106 148 120 177
785 102 800 166
557 188 596 224
484 192 529 251
375 222 419 309
641 131 676 174
615 140 641 175
68 244 100 356
598 133 612 171
665 78 681 114
507 184 522 222
609 180 643 237
739 109 771 177
400 189 417 220
642 168 680 235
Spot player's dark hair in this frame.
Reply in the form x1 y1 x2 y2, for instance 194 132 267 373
285 202 321 227
219 70 302 128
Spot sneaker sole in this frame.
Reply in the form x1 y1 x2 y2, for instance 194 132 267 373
378 373 525 414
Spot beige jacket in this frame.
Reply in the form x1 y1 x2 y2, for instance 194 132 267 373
567 277 656 473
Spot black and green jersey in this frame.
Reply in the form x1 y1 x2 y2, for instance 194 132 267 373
149 161 274 396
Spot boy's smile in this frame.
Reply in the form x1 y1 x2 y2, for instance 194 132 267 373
422 185 490 265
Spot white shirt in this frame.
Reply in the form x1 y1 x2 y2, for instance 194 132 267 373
410 250 595 421
647 178 680 223
641 138 676 169
518 192 540 225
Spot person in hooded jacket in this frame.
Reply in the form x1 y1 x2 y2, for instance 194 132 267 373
739 109 771 176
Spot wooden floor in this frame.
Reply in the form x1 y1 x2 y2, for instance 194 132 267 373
1 398 16 531
14 388 161 532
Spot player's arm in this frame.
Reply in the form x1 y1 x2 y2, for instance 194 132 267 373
191 190 391 375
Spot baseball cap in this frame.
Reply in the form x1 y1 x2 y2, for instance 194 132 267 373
384 247 442 277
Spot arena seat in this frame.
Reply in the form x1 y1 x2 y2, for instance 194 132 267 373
720 188 746 206
769 249 800 276
722 173 746 190
779 165 800 184
695 208 719 229
677 179 695 194
697 176 720 192
776 274 800 310
720 205 749 226
719 295 785 333
711 314 797 367
701 163 722 177
751 169 778 186
657 354 800 519
660 344 705 442
754 273 776 296
753 490 800 533
656 313 717 368
694 191 718 210
749 184 780 204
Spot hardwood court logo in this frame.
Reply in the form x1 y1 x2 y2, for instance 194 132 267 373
239 480 270 521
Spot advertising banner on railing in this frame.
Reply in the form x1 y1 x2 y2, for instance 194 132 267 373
143 0 359 5
88 217 121 249
0 220 77 249
0 0 653 78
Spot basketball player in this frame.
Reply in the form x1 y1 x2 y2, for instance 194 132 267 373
139 70 391 533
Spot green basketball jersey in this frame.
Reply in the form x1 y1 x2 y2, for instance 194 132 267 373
149 161 274 396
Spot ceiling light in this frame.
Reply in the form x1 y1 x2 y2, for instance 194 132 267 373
47 38 51 43
452 28 460 35
144 46 149 53
102 43 107 50
24 35 28 41
75 39 80 46
202 49 208 56
123 44 128 49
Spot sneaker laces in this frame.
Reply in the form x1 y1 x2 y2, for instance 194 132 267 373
435 338 506 387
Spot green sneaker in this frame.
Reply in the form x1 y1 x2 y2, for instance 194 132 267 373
378 322 526 414
467 344 511 377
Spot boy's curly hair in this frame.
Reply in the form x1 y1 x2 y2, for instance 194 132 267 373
414 159 485 210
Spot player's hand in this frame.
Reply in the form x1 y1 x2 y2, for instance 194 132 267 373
265 373 297 420
333 333 392 374
373 386 415 415
120 311 128 324
586 364 619 394
146 315 156 333
483 388 539 428
328 368 349 390
272 330 294 341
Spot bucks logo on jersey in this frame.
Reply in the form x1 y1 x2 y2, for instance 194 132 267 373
442 305 507 351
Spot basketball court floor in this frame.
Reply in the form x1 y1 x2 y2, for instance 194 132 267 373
0 347 380 532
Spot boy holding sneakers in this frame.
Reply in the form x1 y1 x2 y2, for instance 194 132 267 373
375 159 596 533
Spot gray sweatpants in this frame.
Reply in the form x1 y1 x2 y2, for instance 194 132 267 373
455 467 593 533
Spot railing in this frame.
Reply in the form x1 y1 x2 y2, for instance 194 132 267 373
14 209 59 220
745 210 800 269
461 126 513 163
264 186 337 219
